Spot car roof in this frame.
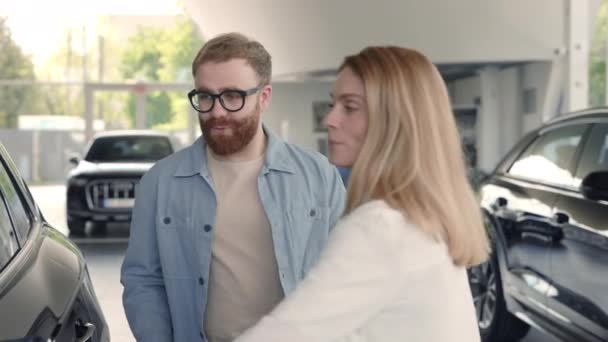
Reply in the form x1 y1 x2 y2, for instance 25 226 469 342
92 130 171 139
546 107 608 126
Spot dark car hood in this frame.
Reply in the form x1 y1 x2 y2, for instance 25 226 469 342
68 161 155 177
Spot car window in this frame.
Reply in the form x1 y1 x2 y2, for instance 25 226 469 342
0 194 19 272
85 136 173 163
573 123 608 187
0 145 37 213
508 124 587 187
0 160 32 243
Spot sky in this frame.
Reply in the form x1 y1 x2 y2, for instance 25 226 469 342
0 0 182 65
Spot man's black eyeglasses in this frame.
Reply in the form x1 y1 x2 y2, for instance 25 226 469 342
188 86 262 113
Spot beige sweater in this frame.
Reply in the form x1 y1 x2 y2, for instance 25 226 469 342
235 200 481 342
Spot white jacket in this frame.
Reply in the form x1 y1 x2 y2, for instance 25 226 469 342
236 200 481 342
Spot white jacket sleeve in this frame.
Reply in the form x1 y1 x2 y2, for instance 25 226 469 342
235 201 407 342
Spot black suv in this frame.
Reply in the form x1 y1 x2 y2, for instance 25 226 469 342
66 131 174 235
469 108 608 342
0 141 108 341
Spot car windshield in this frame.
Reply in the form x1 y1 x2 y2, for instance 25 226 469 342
84 136 173 163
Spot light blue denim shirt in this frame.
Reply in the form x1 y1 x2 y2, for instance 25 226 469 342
121 127 346 342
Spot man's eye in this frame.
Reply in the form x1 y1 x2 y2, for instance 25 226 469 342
223 92 240 101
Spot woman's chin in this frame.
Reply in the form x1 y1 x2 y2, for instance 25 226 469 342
328 157 352 169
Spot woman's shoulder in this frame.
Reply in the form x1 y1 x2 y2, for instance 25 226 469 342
344 200 413 229
338 200 413 244
340 200 449 264
345 200 403 224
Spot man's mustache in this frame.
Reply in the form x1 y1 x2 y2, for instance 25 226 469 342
204 118 237 128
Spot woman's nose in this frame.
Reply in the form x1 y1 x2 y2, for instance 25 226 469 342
323 107 339 129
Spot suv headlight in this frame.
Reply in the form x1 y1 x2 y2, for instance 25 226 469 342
69 177 88 187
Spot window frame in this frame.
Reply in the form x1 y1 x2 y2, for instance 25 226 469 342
0 187 20 273
0 148 37 244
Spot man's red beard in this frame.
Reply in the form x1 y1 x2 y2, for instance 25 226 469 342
200 110 260 156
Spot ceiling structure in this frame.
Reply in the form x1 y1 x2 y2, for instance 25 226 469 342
184 0 565 80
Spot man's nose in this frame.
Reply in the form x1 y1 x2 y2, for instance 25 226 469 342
209 99 228 118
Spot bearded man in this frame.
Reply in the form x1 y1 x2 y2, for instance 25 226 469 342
121 32 346 342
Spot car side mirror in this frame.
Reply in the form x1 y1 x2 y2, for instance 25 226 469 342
68 153 80 166
580 171 608 201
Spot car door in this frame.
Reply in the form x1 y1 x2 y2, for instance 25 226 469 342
548 122 608 341
0 147 96 341
487 123 589 315
0 152 57 340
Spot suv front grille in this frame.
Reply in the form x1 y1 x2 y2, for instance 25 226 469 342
86 179 138 210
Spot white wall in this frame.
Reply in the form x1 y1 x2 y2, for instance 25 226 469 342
448 61 552 170
450 76 481 106
448 63 552 137
263 81 333 151
521 62 552 133
478 67 502 171
498 67 523 155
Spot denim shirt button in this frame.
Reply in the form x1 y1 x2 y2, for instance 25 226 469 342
204 224 212 232
199 277 205 285
163 217 171 224
309 209 316 217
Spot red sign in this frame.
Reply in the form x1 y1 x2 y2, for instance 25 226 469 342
133 83 146 94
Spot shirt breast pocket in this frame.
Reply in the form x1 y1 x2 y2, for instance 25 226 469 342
285 205 330 276
156 215 195 279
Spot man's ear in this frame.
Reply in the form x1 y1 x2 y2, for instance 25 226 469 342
259 84 272 112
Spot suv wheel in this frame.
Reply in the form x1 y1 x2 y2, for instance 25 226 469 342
468 252 530 342
68 218 86 236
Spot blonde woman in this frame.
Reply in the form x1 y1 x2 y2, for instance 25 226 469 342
236 46 489 342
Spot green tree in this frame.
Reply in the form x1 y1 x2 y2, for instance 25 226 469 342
36 27 100 118
590 0 608 106
120 17 203 129
0 17 37 127
32 29 133 129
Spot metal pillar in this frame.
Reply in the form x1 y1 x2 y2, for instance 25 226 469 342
135 88 147 129
478 66 502 172
565 0 589 111
498 67 522 155
84 83 94 143
541 56 566 123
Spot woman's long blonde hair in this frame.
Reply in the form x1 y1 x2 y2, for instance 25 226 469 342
343 46 489 267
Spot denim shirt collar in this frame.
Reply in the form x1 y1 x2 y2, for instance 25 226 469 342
173 124 295 178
